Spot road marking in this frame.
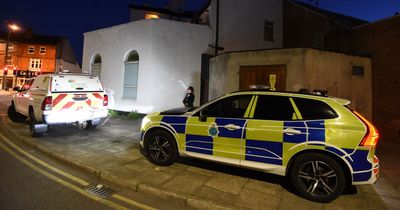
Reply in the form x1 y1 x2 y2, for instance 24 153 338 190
0 132 157 210
0 132 89 186
0 141 129 210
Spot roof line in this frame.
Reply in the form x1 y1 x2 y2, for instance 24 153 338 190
129 4 195 19
288 0 368 29
353 14 400 29
214 47 372 58
198 0 211 14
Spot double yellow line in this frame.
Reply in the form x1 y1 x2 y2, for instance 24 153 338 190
0 132 156 210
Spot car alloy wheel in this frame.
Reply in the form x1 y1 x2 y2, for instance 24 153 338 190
298 160 337 196
290 153 345 203
145 130 177 166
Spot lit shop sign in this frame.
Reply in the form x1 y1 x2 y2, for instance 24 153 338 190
16 70 39 77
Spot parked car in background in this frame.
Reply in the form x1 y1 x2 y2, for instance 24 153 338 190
8 73 108 137
140 89 379 203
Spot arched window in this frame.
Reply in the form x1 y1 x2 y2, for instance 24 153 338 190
91 54 102 78
123 50 139 99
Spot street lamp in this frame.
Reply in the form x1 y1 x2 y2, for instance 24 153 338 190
2 21 20 90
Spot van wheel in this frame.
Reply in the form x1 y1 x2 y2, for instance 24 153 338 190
290 153 345 203
145 130 177 166
85 120 97 129
29 110 41 137
8 103 27 123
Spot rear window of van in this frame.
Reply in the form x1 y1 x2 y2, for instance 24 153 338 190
50 75 104 92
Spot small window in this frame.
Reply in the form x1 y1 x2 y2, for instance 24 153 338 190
29 58 42 70
199 95 252 118
293 98 337 120
8 45 13 52
28 46 35 54
123 51 140 99
39 47 46 55
253 95 294 121
93 54 102 63
264 20 274 42
352 66 364 76
91 54 102 78
145 14 159 19
126 51 139 62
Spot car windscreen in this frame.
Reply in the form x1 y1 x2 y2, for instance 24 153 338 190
50 75 103 92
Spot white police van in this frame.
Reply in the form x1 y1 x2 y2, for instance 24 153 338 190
8 73 108 137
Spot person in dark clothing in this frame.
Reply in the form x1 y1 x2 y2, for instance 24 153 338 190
183 86 195 107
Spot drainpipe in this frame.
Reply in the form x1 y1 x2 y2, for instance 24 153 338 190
214 0 219 56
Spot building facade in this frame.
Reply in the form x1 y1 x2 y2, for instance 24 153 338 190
83 0 284 113
82 19 212 113
282 0 400 134
0 31 80 89
351 15 400 135
209 48 372 119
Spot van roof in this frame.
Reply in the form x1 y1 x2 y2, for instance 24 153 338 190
50 74 103 93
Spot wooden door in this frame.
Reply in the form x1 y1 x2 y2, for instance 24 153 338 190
239 65 286 91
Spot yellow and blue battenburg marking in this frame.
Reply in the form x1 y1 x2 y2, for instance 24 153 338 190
345 149 372 181
154 115 373 182
161 116 187 134
283 121 308 143
215 119 246 138
245 140 282 165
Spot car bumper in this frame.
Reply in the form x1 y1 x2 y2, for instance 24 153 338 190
43 109 108 124
353 155 379 185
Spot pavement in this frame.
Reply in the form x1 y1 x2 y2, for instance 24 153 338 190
1 90 399 209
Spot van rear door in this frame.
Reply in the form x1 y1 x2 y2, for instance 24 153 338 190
50 75 106 112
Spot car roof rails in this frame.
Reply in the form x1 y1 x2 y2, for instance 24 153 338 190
54 69 92 76
249 85 271 91
297 88 329 97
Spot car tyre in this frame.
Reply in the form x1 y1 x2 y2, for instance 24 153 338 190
8 103 27 123
85 120 97 129
290 153 345 203
144 130 178 166
29 110 41 137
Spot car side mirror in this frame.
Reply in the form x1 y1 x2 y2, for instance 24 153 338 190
199 111 207 122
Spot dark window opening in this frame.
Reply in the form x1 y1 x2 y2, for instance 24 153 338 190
352 66 364 76
199 95 252 118
93 55 102 64
293 98 337 120
253 95 294 121
264 20 274 42
127 51 139 62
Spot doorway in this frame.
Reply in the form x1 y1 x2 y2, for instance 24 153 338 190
239 65 286 91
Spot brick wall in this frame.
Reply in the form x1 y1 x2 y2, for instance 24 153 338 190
352 16 400 132
283 0 353 53
284 0 400 134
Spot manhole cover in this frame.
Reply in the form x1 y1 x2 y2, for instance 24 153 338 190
83 184 116 198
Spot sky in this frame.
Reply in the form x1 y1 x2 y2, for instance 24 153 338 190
1 0 399 66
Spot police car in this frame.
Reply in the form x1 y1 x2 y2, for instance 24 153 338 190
8 73 108 137
140 89 379 202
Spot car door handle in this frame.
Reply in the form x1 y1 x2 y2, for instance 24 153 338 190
224 124 241 130
284 128 302 135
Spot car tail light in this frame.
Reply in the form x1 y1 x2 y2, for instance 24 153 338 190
41 96 53 111
103 94 108 106
353 111 379 146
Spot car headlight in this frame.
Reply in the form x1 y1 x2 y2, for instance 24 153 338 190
141 117 151 130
